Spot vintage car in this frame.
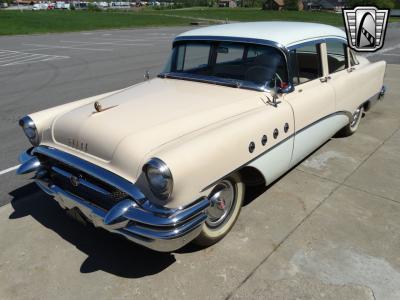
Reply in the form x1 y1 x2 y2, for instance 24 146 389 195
17 22 386 252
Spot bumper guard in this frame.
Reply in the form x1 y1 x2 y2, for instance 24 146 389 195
17 146 210 252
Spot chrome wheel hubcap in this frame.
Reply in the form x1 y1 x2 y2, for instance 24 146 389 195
351 107 362 128
206 180 235 228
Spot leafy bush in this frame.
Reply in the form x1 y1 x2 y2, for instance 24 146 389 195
87 3 102 11
285 0 299 10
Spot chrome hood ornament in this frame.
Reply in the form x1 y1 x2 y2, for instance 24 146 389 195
94 101 103 112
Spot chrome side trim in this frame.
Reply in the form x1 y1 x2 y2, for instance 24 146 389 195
200 133 295 192
33 145 147 204
296 111 351 135
290 113 348 167
200 111 352 192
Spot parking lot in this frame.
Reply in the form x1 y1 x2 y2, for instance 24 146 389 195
0 24 400 299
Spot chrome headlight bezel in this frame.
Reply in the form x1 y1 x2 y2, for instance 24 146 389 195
143 158 173 201
19 116 40 146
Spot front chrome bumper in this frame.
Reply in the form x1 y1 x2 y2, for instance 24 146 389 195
18 146 210 252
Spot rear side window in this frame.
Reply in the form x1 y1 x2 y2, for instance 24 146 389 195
290 44 322 85
326 41 347 73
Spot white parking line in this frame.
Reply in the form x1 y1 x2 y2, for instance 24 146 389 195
92 37 148 42
0 165 19 176
0 50 69 67
0 53 32 62
60 40 153 46
382 53 400 57
23 43 113 52
365 43 400 57
0 51 25 58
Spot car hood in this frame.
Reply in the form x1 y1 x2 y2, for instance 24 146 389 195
52 78 262 177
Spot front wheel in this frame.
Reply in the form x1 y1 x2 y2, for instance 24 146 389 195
193 173 245 247
337 106 364 137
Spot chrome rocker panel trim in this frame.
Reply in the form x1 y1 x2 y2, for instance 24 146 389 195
18 146 210 252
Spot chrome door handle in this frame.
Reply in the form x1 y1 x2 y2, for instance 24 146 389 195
320 76 331 83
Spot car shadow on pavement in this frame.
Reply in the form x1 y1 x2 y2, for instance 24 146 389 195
8 183 176 278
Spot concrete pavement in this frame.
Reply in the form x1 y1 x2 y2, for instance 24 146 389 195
0 64 399 299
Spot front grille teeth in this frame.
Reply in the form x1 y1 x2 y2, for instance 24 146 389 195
41 157 130 211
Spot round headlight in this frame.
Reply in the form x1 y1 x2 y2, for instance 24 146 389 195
19 116 40 146
143 158 173 200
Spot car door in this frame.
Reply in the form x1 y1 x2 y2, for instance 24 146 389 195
325 40 385 115
283 42 339 167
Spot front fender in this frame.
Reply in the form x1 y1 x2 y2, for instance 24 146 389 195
147 101 295 208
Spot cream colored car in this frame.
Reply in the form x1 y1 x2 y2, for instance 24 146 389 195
17 22 386 252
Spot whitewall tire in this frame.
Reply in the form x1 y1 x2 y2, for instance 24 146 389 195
338 106 364 137
194 173 245 247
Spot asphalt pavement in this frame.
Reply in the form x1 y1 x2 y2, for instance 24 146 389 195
0 24 399 300
0 26 190 206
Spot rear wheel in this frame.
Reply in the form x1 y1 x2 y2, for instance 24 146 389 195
194 173 244 247
337 106 364 137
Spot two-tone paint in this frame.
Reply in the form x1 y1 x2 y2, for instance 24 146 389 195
17 22 386 251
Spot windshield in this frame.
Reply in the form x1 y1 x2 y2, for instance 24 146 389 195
161 41 288 91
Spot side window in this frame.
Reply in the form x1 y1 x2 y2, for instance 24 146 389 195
246 47 268 59
290 43 322 85
175 43 210 72
215 43 244 64
326 41 347 73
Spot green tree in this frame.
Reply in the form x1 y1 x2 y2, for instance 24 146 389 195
346 0 396 8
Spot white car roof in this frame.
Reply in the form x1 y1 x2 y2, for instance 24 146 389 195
177 22 347 47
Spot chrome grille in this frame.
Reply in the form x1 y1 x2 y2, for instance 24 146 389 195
40 156 129 211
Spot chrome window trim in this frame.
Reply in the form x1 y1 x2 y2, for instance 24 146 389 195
325 39 349 74
159 72 267 92
286 37 348 84
286 37 348 50
173 35 286 48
